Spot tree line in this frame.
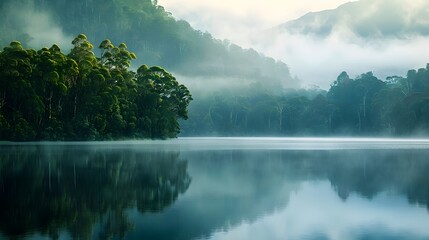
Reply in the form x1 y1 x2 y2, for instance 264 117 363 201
0 34 192 141
181 65 429 136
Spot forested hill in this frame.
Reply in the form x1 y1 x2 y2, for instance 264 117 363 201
0 0 296 90
278 0 429 39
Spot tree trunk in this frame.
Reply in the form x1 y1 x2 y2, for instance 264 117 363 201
229 109 233 127
48 161 52 191
49 91 53 120
358 110 362 132
0 91 5 110
363 94 367 119
74 94 77 118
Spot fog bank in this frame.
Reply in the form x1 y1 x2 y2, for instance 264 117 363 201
159 0 429 89
1 1 71 49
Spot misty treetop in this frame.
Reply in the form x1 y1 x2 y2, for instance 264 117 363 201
0 0 295 89
181 65 429 136
0 34 192 141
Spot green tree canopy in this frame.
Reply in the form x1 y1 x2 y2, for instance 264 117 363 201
0 35 192 141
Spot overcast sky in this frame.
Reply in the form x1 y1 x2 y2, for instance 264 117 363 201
158 0 428 88
159 0 352 43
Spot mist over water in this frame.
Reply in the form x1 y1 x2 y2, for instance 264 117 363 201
2 0 429 237
178 137 429 150
7 137 429 151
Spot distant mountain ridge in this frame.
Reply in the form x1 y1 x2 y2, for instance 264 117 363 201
279 0 429 39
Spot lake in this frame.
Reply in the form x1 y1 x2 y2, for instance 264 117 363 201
1 137 429 240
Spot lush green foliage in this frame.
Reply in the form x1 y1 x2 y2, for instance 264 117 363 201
1 0 427 137
182 65 429 136
0 35 192 141
0 0 295 88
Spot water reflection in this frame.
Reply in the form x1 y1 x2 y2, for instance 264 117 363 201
124 149 429 240
0 145 190 239
207 181 429 240
1 140 429 240
228 150 429 240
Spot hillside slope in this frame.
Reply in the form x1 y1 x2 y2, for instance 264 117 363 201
0 0 297 89
279 0 429 39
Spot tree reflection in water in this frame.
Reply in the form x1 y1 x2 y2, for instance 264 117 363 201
2 143 429 240
153 149 429 240
0 145 191 239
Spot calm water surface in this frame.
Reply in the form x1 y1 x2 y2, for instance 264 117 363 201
1 138 429 240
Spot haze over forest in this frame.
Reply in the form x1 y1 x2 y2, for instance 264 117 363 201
1 0 429 139
0 0 295 91
161 0 429 88
2 0 428 89
3 2 429 240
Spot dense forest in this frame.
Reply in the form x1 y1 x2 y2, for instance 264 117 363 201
0 0 295 89
181 66 429 136
0 35 192 141
1 0 429 138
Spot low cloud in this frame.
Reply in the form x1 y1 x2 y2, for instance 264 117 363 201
159 0 429 90
159 0 352 48
251 31 429 89
1 1 72 49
